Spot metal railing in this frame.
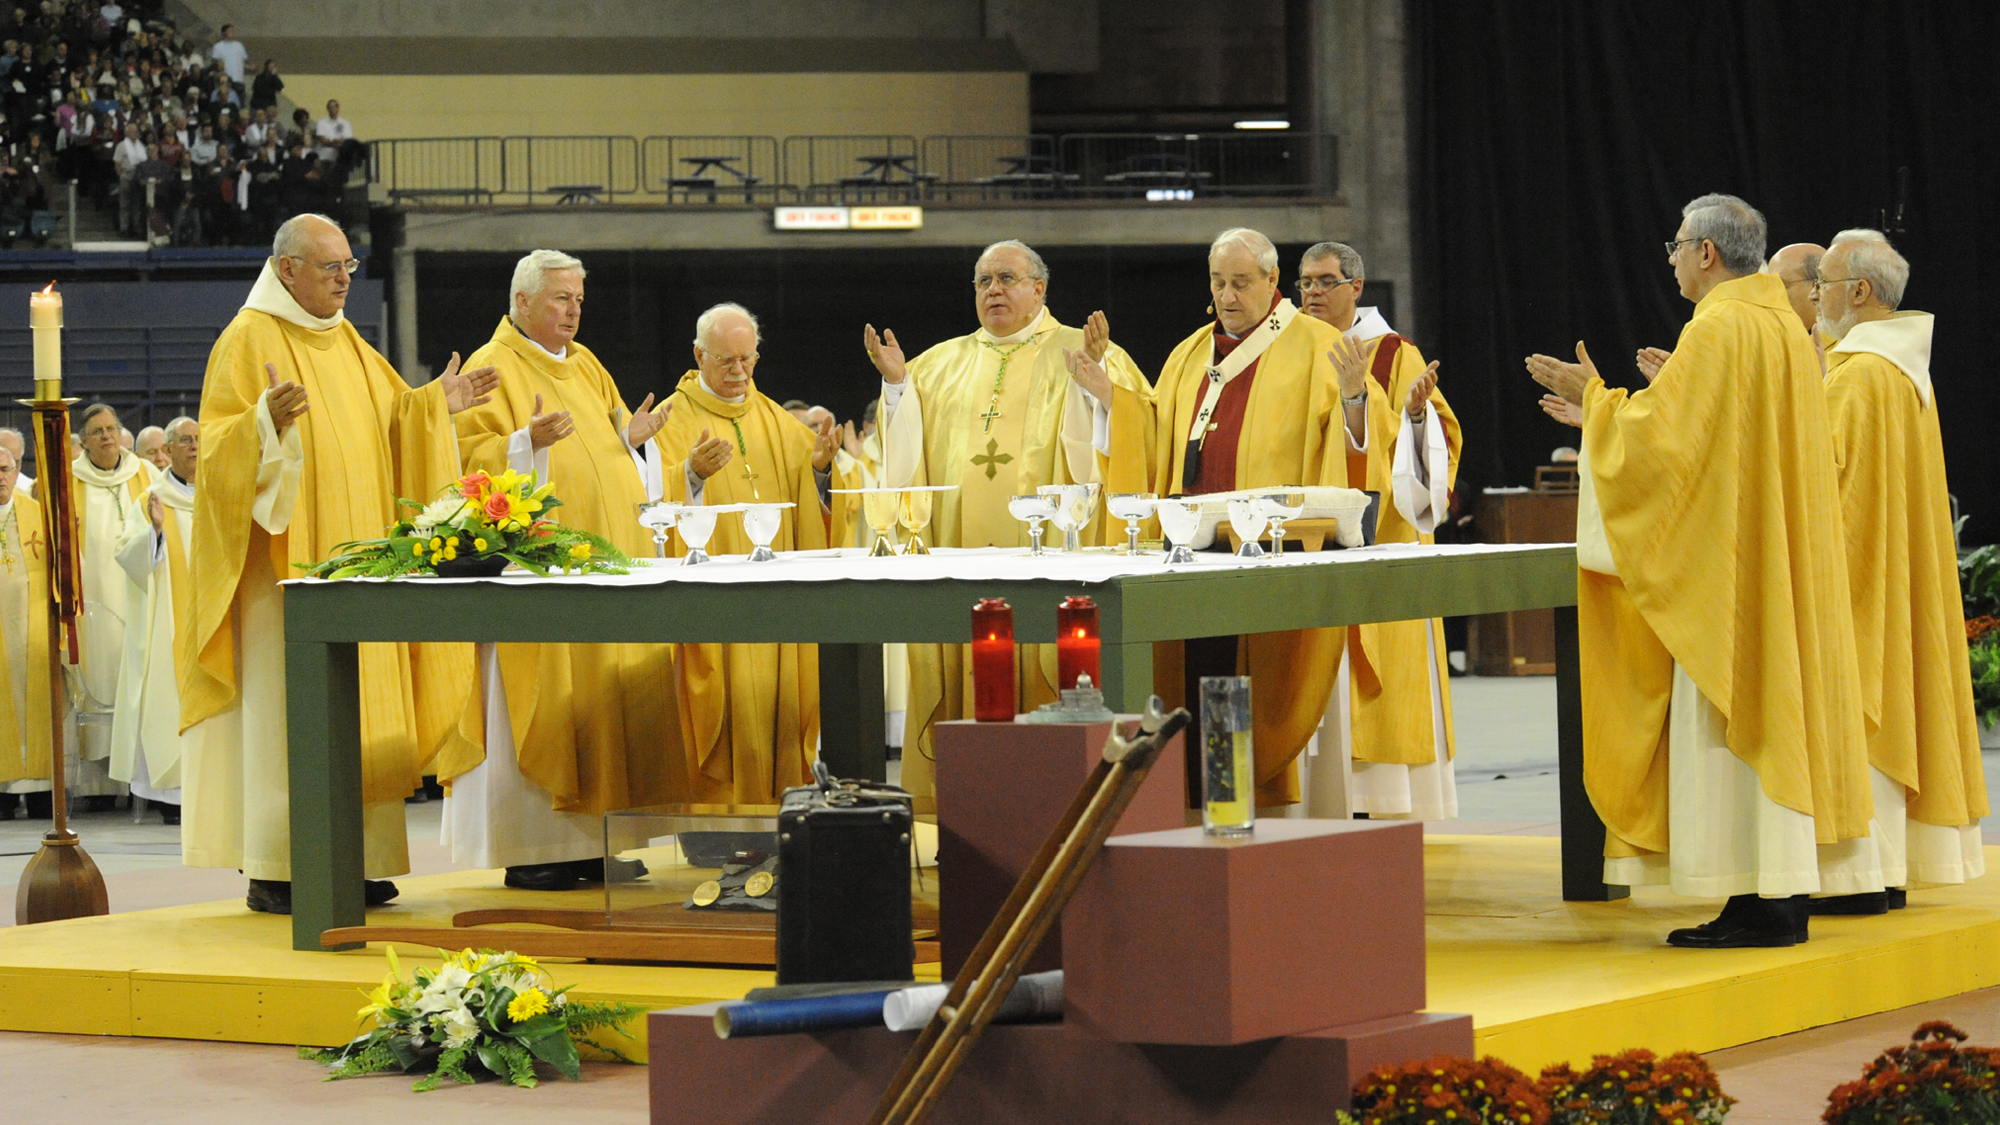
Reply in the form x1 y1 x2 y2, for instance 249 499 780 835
0 325 218 432
367 132 1341 207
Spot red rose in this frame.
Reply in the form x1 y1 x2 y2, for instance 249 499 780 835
459 472 492 500
483 492 512 521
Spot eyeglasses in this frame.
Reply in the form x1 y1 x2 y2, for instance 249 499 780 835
701 349 759 370
973 271 1036 291
1664 238 1698 258
1297 275 1360 294
1810 277 1861 294
288 255 360 276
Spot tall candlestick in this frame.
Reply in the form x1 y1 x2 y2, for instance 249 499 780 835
970 598 1016 722
1055 595 1100 692
30 283 61 401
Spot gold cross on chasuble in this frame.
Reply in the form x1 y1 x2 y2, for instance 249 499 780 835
970 438 1013 480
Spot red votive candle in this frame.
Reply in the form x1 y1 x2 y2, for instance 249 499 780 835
971 598 1016 721
1056 595 1100 691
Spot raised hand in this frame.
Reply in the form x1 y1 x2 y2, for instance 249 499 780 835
1404 359 1441 419
528 392 574 451
1525 341 1598 406
1327 334 1370 401
840 419 864 459
863 324 907 385
1635 346 1672 384
1539 394 1583 428
1062 344 1114 403
688 427 733 480
264 361 309 433
146 493 165 533
626 393 670 448
437 351 500 415
810 411 839 472
1082 310 1112 363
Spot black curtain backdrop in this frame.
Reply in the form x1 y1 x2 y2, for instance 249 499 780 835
1409 1 2000 542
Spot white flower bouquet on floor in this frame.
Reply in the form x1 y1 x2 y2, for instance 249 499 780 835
301 947 642 1091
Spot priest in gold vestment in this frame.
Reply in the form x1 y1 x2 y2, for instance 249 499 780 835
180 214 496 914
109 416 198 822
1812 229 1985 905
0 444 62 821
1078 228 1387 808
73 402 152 802
1296 241 1460 820
1528 194 1877 947
441 249 678 891
657 303 850 804
865 240 1152 810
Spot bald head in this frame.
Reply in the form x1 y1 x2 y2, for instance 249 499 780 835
272 213 354 319
1768 242 1825 333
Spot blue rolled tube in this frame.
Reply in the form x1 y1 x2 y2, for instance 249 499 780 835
713 990 899 1039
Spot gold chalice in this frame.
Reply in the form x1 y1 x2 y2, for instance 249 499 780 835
897 489 934 555
862 489 900 557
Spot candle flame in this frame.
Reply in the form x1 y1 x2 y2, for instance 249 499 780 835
39 281 55 295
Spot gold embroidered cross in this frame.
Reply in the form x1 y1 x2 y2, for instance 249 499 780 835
970 438 1013 481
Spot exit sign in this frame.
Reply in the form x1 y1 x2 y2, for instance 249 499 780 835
772 206 924 231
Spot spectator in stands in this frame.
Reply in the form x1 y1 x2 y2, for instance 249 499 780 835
188 121 215 164
248 58 278 110
280 134 321 216
134 139 169 240
290 106 308 137
112 118 143 232
313 99 351 163
242 136 279 240
0 42 18 81
242 105 267 148
209 23 244 89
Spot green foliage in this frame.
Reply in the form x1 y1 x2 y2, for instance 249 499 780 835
1971 638 2000 728
1824 1022 2000 1124
1963 545 2000 620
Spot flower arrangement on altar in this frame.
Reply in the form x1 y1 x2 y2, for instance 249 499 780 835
300 470 629 579
1961 545 2000 729
1536 1049 1735 1124
1337 1054 1550 1124
1821 1021 2000 1124
301 947 643 1091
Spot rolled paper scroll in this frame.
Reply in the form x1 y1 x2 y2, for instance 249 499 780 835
881 970 1064 1033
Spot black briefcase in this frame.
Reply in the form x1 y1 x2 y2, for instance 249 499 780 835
775 762 915 985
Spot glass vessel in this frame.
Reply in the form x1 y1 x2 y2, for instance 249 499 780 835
1226 497 1268 559
1255 491 1307 559
1055 596 1100 692
635 501 679 559
1038 482 1102 553
861 489 900 557
1106 492 1157 556
897 489 934 555
971 598 1015 721
676 506 719 566
1007 493 1058 557
1154 498 1201 564
740 503 790 562
1199 675 1254 837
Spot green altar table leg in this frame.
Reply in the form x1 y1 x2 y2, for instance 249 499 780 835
1099 640 1154 715
1555 605 1626 902
817 642 886 782
287 640 366 951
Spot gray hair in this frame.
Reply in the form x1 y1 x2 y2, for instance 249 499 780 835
1210 227 1279 274
80 402 119 431
1828 228 1910 310
508 249 586 318
166 415 198 441
1680 194 1767 274
694 302 761 351
272 212 340 260
135 425 166 445
0 427 22 448
976 240 1049 283
1301 241 1365 281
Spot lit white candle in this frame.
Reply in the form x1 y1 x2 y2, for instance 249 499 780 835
30 282 61 400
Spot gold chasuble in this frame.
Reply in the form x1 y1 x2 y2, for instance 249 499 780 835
1106 300 1387 805
441 316 678 815
659 370 849 804
1824 313 1986 839
878 308 1152 811
180 261 470 881
0 494 58 789
1346 332 1462 771
1577 271 1871 858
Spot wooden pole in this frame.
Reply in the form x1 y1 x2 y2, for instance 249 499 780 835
14 393 107 925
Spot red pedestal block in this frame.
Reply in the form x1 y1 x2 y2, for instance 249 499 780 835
1063 820 1426 1045
648 1007 1472 1124
933 718 1186 977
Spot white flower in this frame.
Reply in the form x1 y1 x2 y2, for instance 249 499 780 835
413 965 472 1015
437 1003 481 1050
412 495 469 538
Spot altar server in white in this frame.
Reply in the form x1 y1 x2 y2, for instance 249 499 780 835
109 416 199 823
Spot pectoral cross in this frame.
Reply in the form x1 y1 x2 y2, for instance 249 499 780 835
970 438 1013 481
742 460 761 501
979 400 1003 433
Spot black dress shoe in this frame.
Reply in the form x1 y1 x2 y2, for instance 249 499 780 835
1667 894 1801 948
247 879 292 914
0 793 17 819
563 856 648 884
365 879 399 906
156 803 181 826
504 863 585 891
1810 891 1889 916
84 795 118 813
25 791 52 819
1888 887 1907 909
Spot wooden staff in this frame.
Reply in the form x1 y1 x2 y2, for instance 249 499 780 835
15 282 106 925
869 699 1191 1125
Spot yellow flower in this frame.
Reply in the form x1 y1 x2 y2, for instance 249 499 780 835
568 543 593 561
507 987 550 1022
447 536 460 548
430 537 443 549
474 537 488 552
443 546 457 560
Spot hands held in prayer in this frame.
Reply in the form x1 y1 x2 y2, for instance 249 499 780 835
810 412 839 472
1539 394 1583 428
264 362 309 434
528 393 574 452
1082 310 1111 364
1326 334 1371 402
1061 311 1117 401
1524 342 1597 406
688 428 733 480
1635 347 1671 384
864 324 907 386
626 393 670 449
1405 360 1441 419
438 351 501 415
146 494 165 533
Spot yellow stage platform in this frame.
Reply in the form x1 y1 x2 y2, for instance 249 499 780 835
3 836 1997 1071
